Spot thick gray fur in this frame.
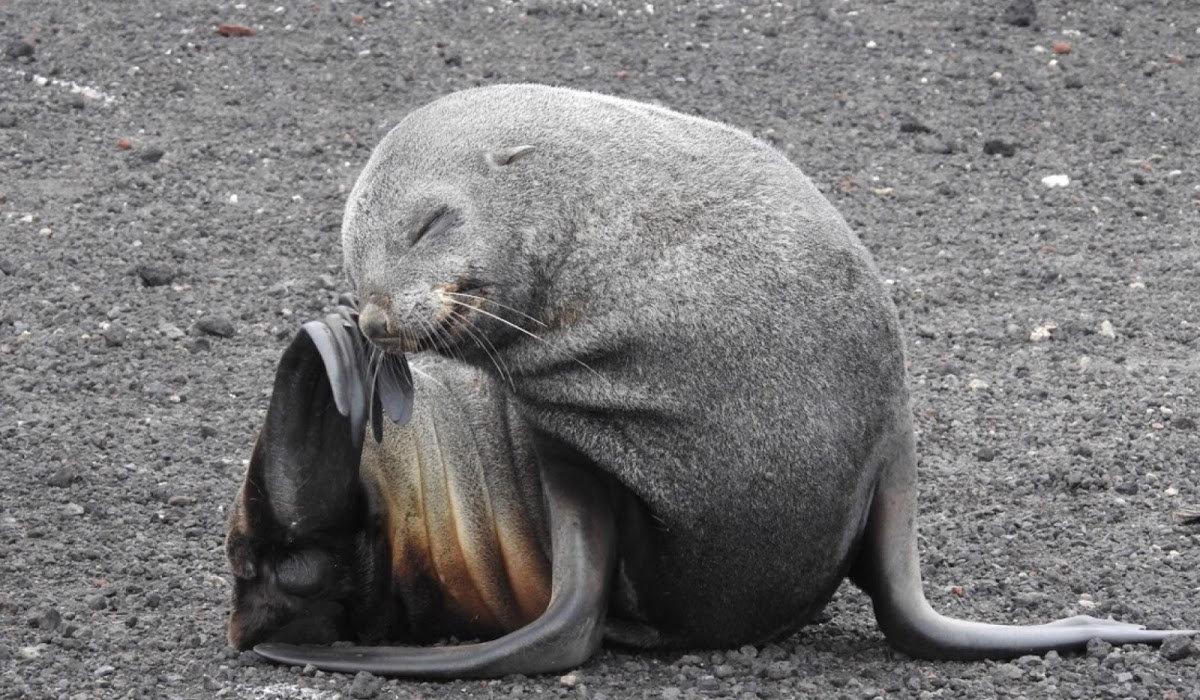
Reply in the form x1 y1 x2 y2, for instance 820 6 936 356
341 84 1193 655
344 84 900 646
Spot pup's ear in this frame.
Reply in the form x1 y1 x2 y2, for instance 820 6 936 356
250 314 371 541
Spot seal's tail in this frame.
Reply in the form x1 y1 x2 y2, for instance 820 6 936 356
850 411 1196 660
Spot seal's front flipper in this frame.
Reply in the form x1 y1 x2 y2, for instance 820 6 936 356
253 457 617 678
851 414 1197 660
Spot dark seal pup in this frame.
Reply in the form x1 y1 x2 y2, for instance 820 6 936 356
227 84 1195 678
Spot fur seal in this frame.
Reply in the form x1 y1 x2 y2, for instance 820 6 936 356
228 84 1195 677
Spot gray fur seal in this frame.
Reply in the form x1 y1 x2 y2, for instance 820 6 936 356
227 84 1195 678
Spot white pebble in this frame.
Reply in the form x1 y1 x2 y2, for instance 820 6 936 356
1098 320 1116 339
968 378 990 391
1041 174 1070 188
229 193 239 204
1029 323 1057 342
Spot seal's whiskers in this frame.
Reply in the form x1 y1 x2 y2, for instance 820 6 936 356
443 298 606 380
445 308 514 387
442 291 548 328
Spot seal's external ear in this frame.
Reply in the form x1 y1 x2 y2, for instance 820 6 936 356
486 145 536 167
254 317 369 540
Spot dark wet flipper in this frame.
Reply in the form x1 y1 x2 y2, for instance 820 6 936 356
252 322 369 539
254 455 617 678
300 316 369 449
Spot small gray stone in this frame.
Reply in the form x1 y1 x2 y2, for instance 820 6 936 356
195 315 235 338
30 608 62 631
661 688 681 700
983 139 1017 157
349 670 378 698
1086 638 1113 659
46 467 79 488
136 264 175 287
139 147 165 163
1002 0 1036 27
167 495 194 507
159 323 185 340
1160 634 1196 661
102 324 128 347
85 594 107 611
94 665 115 677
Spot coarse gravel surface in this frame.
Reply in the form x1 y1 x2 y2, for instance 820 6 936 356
2 1 1199 699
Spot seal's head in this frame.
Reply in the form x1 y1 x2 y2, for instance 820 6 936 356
342 91 554 360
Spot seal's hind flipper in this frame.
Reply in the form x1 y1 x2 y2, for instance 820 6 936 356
253 456 616 678
851 410 1198 660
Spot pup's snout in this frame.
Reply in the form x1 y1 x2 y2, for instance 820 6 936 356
359 300 393 340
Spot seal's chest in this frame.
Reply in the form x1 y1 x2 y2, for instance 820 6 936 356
360 424 552 641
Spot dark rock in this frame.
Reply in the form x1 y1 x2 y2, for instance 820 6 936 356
976 446 997 462
5 40 34 59
0 258 13 275
899 118 933 134
1114 480 1138 495
983 139 1017 157
136 264 176 287
1002 0 1037 27
46 466 79 488
0 114 15 129
140 147 165 163
199 424 218 438
195 315 235 338
1064 75 1084 89
1160 635 1197 661
1172 417 1195 431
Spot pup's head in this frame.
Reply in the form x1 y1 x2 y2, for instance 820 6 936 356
226 319 390 649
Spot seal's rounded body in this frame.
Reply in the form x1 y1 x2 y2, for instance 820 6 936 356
345 84 906 646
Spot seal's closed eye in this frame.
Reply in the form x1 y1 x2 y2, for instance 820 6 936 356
411 207 460 245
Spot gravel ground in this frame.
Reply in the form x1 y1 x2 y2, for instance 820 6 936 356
2 1 1198 698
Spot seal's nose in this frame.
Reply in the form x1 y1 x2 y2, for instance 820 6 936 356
358 302 392 340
